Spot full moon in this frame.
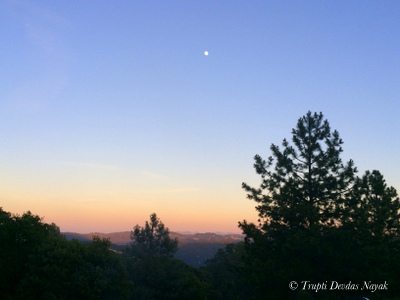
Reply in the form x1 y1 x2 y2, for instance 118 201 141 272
204 51 209 56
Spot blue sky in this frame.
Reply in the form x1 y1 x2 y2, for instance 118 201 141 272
1 1 399 233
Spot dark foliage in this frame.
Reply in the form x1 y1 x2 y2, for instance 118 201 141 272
235 111 400 299
123 213 207 299
127 213 178 258
0 209 130 299
0 209 211 299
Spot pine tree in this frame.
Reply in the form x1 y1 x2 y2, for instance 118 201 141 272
240 111 357 236
129 213 178 258
239 111 400 299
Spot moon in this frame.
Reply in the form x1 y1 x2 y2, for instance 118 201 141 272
204 51 209 56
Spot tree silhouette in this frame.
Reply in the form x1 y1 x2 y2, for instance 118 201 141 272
129 213 178 258
0 208 131 299
240 111 357 234
239 111 400 299
125 213 207 299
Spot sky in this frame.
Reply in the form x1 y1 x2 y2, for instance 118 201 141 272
1 0 399 233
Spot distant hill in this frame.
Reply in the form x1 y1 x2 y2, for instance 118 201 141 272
63 231 244 267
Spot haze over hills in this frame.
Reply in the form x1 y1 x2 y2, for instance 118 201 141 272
63 231 244 267
63 231 244 245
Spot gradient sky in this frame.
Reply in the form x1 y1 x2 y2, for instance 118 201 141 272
1 1 399 233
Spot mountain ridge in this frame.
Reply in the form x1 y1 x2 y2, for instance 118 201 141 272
62 230 244 245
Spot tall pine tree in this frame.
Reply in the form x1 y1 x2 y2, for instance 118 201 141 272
239 111 400 299
240 112 357 235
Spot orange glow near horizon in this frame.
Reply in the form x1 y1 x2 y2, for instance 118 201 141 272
2 202 256 234
1 183 258 234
